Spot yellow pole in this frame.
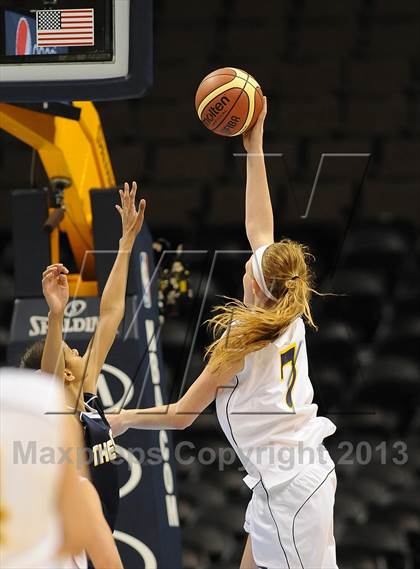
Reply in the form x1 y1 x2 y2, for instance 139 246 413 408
0 102 116 296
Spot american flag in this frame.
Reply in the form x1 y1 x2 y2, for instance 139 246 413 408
36 8 95 47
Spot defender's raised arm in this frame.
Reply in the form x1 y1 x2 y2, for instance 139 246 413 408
82 181 146 393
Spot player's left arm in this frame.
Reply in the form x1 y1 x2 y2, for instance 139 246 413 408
82 182 146 394
107 359 244 435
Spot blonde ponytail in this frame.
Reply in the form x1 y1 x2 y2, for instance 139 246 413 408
206 240 318 372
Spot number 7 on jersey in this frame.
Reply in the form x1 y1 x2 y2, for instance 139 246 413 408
279 343 297 409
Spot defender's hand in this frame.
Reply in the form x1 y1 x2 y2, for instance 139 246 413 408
42 263 69 315
116 181 146 246
243 96 268 153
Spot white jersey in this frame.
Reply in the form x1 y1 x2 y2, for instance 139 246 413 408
0 368 79 569
216 317 336 489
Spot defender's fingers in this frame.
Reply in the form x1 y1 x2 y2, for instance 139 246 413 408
130 181 138 203
42 272 54 281
43 267 60 279
135 200 146 230
42 274 56 286
58 274 68 285
43 265 69 279
43 262 63 274
52 265 69 275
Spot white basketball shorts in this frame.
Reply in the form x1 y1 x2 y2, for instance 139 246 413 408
244 454 338 569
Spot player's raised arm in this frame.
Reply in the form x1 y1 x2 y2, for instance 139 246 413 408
82 181 146 394
243 97 274 251
108 359 243 435
40 263 69 378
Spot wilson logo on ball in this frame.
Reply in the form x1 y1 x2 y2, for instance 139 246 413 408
195 67 263 137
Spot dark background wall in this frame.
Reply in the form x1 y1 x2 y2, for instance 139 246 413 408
1 1 420 568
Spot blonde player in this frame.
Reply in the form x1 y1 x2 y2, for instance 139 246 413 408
0 368 122 569
109 100 338 569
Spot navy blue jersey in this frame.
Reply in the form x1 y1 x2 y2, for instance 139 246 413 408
80 393 119 531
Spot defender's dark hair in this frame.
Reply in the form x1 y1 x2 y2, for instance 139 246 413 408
20 340 46 370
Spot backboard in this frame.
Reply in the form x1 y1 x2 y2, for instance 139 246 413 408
0 0 153 101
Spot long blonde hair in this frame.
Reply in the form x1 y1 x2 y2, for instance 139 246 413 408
206 239 318 372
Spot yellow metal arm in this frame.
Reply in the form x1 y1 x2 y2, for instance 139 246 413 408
0 101 116 296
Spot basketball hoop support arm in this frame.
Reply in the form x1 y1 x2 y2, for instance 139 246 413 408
0 101 116 296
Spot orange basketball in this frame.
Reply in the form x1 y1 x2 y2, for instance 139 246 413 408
195 68 264 137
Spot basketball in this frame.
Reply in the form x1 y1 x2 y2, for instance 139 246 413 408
195 67 264 137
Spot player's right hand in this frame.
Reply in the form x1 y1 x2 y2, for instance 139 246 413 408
243 95 268 153
42 263 69 316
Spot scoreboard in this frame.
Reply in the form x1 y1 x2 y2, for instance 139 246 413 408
0 0 153 101
1 0 114 64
